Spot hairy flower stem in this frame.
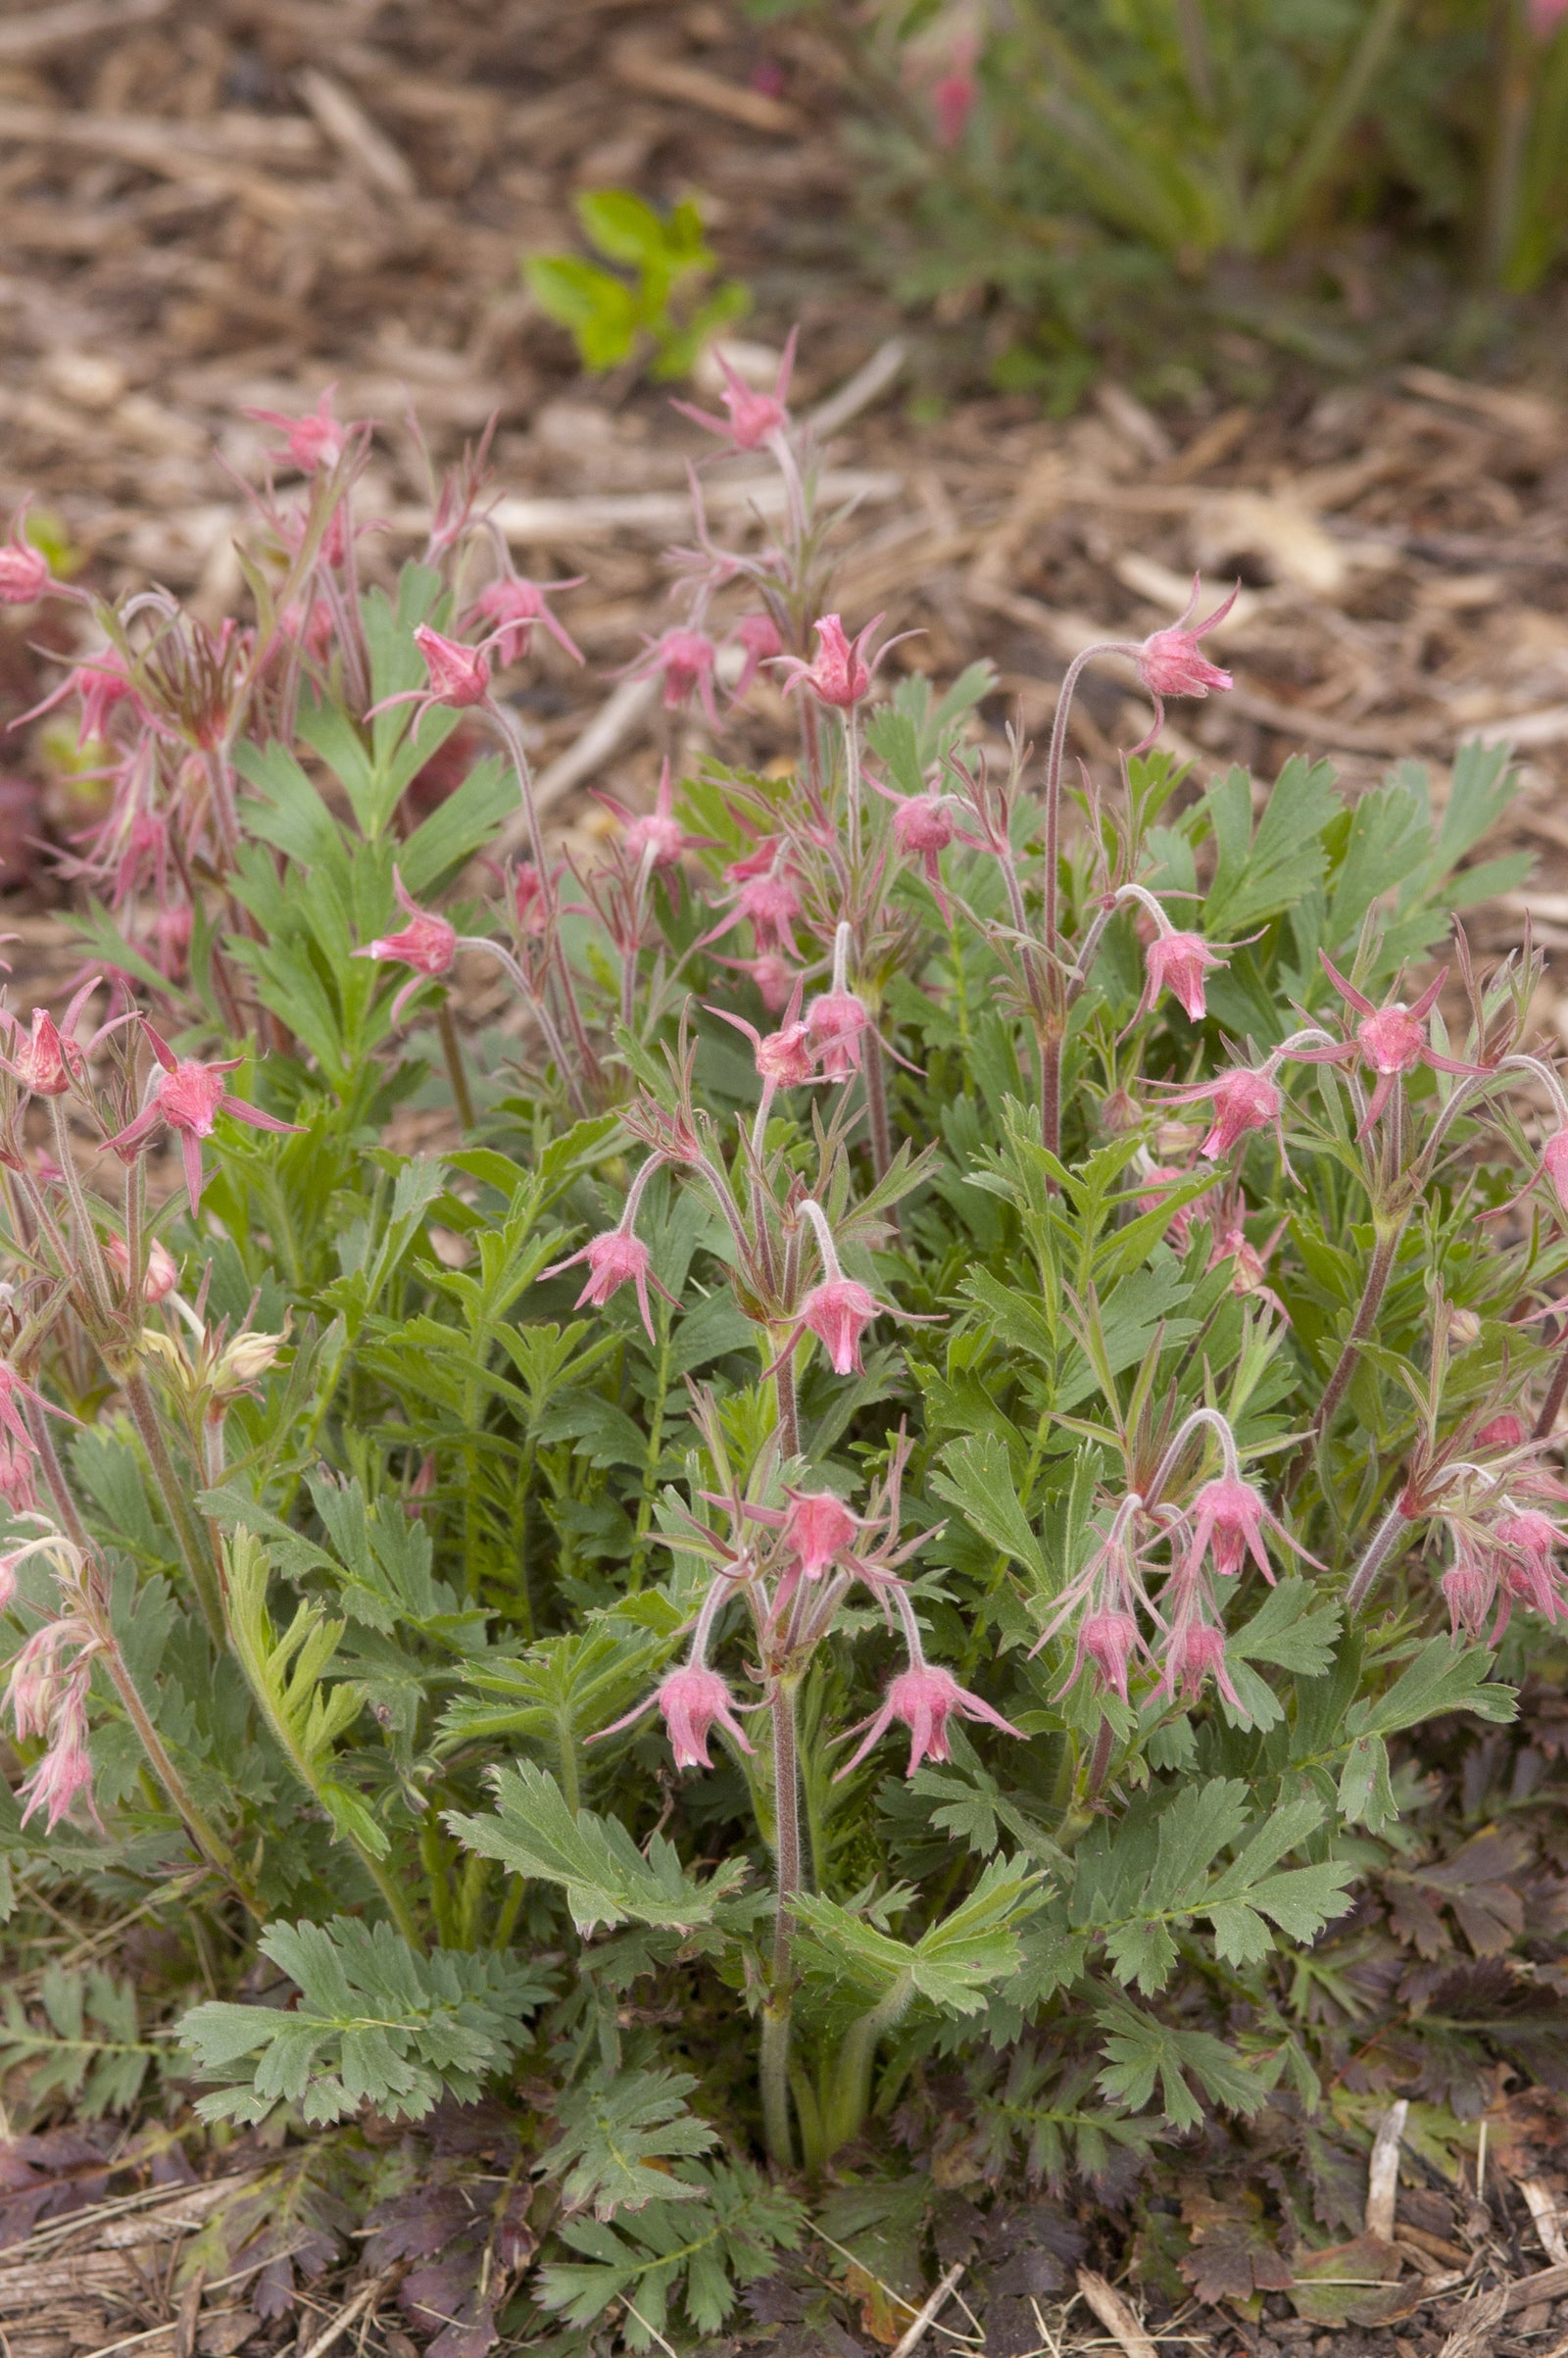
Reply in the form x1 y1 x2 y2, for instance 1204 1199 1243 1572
1537 1332 1568 1443
437 1001 475 1130
774 1346 801 1460
1310 1218 1405 1450
760 1675 802 2169
48 1100 114 1329
862 1024 894 1187
824 1972 912 2158
124 1368 225 1646
1346 1500 1411 1614
1085 1714 1115 1806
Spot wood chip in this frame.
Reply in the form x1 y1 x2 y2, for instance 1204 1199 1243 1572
1438 2284 1510 2356
0 0 171 57
1520 2179 1568 2269
610 37 805 133
1075 2267 1157 2358
1365 2099 1409 2243
1400 366 1561 443
386 468 903 546
298 68 416 200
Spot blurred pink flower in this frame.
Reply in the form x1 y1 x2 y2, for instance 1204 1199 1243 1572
672 330 797 452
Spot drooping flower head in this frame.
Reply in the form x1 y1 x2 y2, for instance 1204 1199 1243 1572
1133 575 1236 748
353 869 458 1021
837 1662 1021 1780
731 613 785 701
1142 930 1225 1025
106 1233 180 1304
777 613 884 711
467 572 585 665
622 628 721 726
1156 1064 1285 1162
0 509 53 605
1185 1474 1316 1586
800 1276 882 1375
781 1489 859 1579
671 331 797 452
106 1024 304 1212
657 1664 756 1769
616 762 688 872
242 385 350 474
538 1223 677 1345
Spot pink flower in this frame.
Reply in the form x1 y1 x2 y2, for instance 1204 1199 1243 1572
413 625 491 709
932 37 979 145
712 1001 815 1088
657 1664 755 1769
106 1234 179 1304
1157 1612 1243 1710
1186 1474 1315 1585
1540 1128 1568 1215
619 762 687 871
1532 0 1568 34
539 1226 677 1344
467 572 584 666
800 1276 882 1375
1478 1414 1528 1450
19 651 139 747
1135 576 1236 739
782 1489 859 1578
623 628 721 726
0 1009 77 1099
243 385 349 474
671 330 797 453
0 1436 37 1514
838 1662 1021 1780
0 514 52 606
777 614 882 711
1157 1065 1283 1160
1493 1509 1568 1627
718 952 797 1013
1079 1609 1140 1705
1443 1537 1498 1639
353 869 458 1021
513 860 551 937
808 987 869 1081
1289 957 1483 1135
18 1710 96 1832
1139 930 1226 1024
106 1023 303 1212
731 613 784 701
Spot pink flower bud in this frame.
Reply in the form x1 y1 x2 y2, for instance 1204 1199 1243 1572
539 1224 676 1345
671 333 796 454
780 614 876 710
243 386 349 474
469 574 584 666
800 1275 881 1375
0 1009 78 1098
1080 1609 1139 1704
1136 578 1236 702
106 1234 179 1303
734 873 801 953
1161 1617 1242 1710
1544 1128 1568 1214
1188 1475 1274 1583
657 1664 755 1769
731 613 784 700
756 1021 815 1088
1477 1414 1527 1450
0 535 52 605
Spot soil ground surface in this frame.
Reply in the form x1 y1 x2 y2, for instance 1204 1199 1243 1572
3 3 1568 2355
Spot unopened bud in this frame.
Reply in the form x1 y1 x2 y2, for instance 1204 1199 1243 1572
1152 1120 1200 1159
214 1330 283 1392
1447 1307 1482 1349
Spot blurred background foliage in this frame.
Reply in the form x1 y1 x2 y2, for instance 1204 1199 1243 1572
746 0 1568 403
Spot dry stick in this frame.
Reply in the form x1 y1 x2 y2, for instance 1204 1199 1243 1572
889 2264 966 2358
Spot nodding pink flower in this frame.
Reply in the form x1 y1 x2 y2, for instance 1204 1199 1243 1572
106 1024 303 1213
1186 1474 1315 1585
106 1233 179 1304
1134 1159 1201 1252
1289 956 1483 1135
353 869 458 1023
0 1437 37 1515
1079 1609 1140 1705
1492 1509 1568 1627
1140 930 1225 1024
467 572 585 666
931 36 979 145
0 514 52 605
710 867 803 959
1208 1221 1291 1319
623 628 721 726
1540 1128 1568 1215
671 330 797 452
1158 1613 1243 1710
800 1276 882 1375
0 1008 77 1098
512 860 551 937
19 650 139 747
837 1662 1021 1780
1478 1413 1528 1451
777 613 883 711
1531 0 1568 34
1443 1537 1498 1640
718 951 797 1013
1157 1065 1284 1161
731 613 785 701
712 999 815 1088
781 1489 859 1578
243 385 349 474
539 1226 677 1345
1133 576 1236 748
412 624 491 709
808 989 869 1081
656 1664 756 1769
619 762 687 871
18 1705 96 1832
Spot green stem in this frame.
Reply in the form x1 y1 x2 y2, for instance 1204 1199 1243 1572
96 1635 261 1919
491 1874 526 1950
1311 1218 1404 1446
556 1707 581 1816
628 1314 672 1592
821 1973 913 2161
123 1369 225 1646
438 1000 476 1130
1263 0 1408 251
421 1809 458 1947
